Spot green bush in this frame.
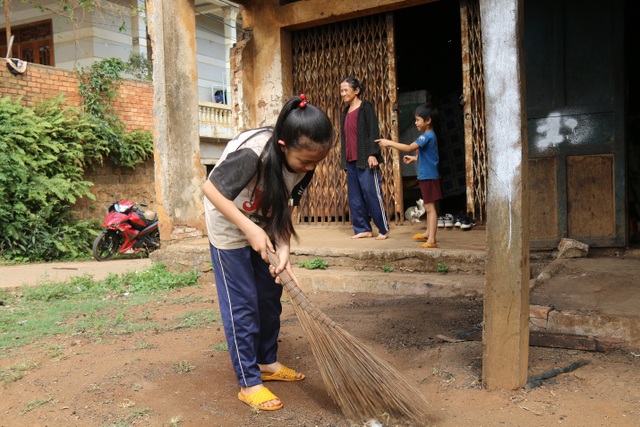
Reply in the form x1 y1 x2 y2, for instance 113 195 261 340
0 97 97 262
77 58 154 168
0 58 155 262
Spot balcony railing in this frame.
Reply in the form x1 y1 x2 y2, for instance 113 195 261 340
199 102 234 140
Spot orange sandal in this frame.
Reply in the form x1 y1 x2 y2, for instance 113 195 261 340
419 242 438 249
261 365 305 382
238 387 283 411
412 233 429 241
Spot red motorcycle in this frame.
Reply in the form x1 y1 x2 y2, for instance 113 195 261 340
92 199 161 261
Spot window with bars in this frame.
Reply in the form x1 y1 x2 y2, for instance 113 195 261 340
1 20 54 66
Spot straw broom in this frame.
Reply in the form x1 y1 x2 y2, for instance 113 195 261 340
267 252 432 426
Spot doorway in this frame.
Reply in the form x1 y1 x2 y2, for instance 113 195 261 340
393 1 466 218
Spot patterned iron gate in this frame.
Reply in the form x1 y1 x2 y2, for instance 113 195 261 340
291 14 402 225
460 0 488 224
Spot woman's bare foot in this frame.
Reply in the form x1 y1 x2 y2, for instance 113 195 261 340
351 231 373 239
375 233 388 240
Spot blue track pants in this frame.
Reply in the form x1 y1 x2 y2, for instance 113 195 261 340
346 161 389 235
209 244 283 388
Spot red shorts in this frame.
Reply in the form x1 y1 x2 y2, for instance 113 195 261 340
419 179 442 203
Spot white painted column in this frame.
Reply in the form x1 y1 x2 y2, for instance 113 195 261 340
223 6 237 105
479 0 530 390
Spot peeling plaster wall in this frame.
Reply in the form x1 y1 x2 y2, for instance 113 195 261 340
235 0 289 129
148 0 206 240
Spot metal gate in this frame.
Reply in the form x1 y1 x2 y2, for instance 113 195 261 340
460 0 488 224
291 14 402 225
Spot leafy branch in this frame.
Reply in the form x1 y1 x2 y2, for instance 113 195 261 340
77 58 153 167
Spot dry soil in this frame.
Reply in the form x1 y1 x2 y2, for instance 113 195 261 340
1 257 639 427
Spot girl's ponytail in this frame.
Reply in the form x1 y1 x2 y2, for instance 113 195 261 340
257 95 334 243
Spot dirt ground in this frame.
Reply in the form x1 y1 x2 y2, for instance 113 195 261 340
1 258 639 427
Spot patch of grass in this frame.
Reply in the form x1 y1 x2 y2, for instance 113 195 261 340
45 344 66 359
102 421 130 427
437 263 449 274
172 360 195 374
381 264 394 273
172 309 220 330
0 360 40 385
21 395 53 414
298 257 328 270
135 341 153 350
212 343 228 352
0 264 201 352
128 406 151 419
120 400 136 408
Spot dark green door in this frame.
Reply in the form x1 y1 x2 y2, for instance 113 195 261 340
525 0 626 248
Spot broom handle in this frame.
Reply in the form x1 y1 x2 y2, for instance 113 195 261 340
266 251 337 328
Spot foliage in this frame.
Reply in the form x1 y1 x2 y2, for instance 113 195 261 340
298 257 329 270
437 262 449 274
0 264 201 351
0 96 98 261
77 58 154 167
21 263 200 302
1 57 154 261
126 52 153 81
12 1 142 31
381 264 394 273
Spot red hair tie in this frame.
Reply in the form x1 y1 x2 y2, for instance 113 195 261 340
299 93 307 108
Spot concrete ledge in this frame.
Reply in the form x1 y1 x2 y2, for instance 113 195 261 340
291 247 486 274
294 267 484 298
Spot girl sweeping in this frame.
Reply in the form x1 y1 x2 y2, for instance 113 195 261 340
202 94 334 411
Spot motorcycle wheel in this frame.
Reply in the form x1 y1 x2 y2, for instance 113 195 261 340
92 231 121 261
146 229 161 254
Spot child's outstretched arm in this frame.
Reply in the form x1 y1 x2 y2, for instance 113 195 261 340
377 138 419 153
203 180 275 260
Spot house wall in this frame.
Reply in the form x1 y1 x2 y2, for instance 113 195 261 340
0 60 155 221
2 0 148 70
196 15 228 103
2 1 236 101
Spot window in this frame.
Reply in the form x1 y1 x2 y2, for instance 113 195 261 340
1 20 54 66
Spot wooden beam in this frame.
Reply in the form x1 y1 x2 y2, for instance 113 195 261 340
277 0 438 30
453 327 622 352
480 0 530 390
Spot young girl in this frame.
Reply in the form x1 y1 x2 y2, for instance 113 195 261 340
203 95 334 411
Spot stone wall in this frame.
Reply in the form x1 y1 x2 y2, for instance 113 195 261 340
0 60 155 221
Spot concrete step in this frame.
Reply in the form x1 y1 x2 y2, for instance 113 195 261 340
294 266 484 298
151 235 488 276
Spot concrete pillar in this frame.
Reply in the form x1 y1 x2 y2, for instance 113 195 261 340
147 0 206 241
223 6 237 105
479 0 530 389
237 1 290 129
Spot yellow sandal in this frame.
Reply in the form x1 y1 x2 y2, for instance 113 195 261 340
238 387 283 411
261 365 305 382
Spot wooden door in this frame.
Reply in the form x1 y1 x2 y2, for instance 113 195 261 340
291 14 402 224
525 0 626 248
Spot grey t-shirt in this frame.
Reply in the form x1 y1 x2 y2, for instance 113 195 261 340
204 128 312 249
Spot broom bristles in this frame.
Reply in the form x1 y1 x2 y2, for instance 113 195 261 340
268 253 432 425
